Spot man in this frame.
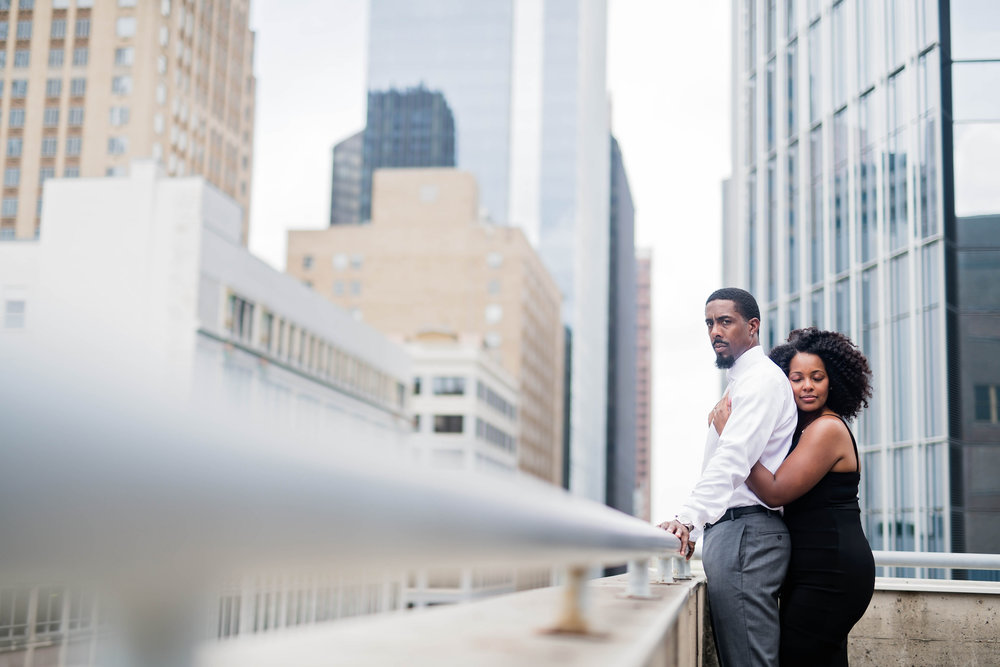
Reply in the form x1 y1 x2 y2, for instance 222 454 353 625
660 288 796 666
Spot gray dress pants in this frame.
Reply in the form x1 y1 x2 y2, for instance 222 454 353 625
702 510 790 667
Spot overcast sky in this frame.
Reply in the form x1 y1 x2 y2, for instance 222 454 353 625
247 1 734 521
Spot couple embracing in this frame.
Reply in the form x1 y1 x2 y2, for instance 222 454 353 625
660 288 875 667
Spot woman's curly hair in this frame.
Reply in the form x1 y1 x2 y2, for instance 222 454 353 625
768 327 873 420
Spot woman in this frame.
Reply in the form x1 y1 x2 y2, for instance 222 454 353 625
713 327 875 666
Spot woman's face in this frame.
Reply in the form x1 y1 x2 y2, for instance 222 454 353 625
787 352 829 413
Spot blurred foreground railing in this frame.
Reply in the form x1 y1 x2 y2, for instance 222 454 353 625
0 344 684 666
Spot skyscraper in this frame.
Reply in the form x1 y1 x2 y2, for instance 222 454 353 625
0 0 257 243
727 0 1000 568
635 248 653 523
329 130 362 225
329 86 457 225
606 136 637 516
365 0 612 502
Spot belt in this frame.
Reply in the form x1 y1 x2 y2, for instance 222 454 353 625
705 505 781 530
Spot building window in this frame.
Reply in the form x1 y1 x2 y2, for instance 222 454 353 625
432 377 466 396
333 281 344 295
7 138 22 157
75 18 90 39
302 255 313 270
413 376 422 395
433 415 464 434
225 292 254 342
0 225 14 240
39 166 54 182
65 136 81 156
45 78 61 98
12 79 28 98
975 385 999 424
109 106 129 126
484 304 503 324
64 166 79 178
0 52 6 68
8 108 25 128
112 75 132 96
116 17 136 38
70 77 86 97
114 46 134 67
0 21 7 40
107 136 127 155
4 167 20 187
41 136 58 156
350 281 361 295
68 106 84 126
48 48 64 68
19 0 34 9
486 252 503 268
350 254 364 269
13 49 29 68
16 20 31 41
50 18 66 39
4 299 25 328
72 47 88 67
1 197 17 217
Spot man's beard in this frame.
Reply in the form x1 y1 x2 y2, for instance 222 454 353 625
715 353 735 369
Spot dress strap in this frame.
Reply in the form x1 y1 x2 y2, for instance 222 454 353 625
833 414 860 473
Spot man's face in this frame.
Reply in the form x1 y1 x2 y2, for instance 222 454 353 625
705 299 758 369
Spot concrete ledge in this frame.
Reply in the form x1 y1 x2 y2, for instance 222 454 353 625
849 578 1000 666
196 574 708 667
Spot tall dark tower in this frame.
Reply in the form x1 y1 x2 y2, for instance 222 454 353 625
329 86 456 225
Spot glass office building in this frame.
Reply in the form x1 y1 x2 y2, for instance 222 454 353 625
329 86 456 224
726 0 1000 572
366 0 613 503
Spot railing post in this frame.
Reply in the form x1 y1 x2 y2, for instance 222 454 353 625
672 555 693 580
656 556 675 584
626 559 653 598
548 565 590 635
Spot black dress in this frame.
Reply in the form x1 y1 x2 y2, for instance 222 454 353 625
779 415 876 666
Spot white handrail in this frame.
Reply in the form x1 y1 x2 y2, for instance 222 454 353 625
0 345 680 586
873 550 1000 571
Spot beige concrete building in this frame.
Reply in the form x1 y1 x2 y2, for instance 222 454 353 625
287 169 565 486
0 0 255 243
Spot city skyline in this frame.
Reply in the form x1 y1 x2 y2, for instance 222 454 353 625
246 0 733 521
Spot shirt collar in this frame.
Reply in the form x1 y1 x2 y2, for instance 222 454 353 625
726 344 765 383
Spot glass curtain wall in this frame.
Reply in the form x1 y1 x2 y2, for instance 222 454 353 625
734 0 958 573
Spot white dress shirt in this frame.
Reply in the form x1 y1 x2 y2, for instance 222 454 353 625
677 345 797 543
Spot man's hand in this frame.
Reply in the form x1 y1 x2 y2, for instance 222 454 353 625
658 519 696 560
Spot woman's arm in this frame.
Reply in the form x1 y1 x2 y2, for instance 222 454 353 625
746 417 852 506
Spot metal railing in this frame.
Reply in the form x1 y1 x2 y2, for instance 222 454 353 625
873 550 1000 572
0 344 686 665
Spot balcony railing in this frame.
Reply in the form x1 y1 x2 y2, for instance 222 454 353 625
2 342 999 666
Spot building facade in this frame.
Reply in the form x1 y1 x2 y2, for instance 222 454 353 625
329 129 362 225
407 332 520 476
364 0 612 504
635 248 653 522
0 161 414 662
606 136 637 517
288 168 566 487
0 0 256 244
727 0 1000 568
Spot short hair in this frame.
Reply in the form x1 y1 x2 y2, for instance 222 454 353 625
768 327 873 420
706 288 761 323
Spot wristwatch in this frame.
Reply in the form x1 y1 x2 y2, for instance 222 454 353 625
675 515 696 533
